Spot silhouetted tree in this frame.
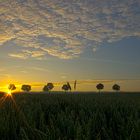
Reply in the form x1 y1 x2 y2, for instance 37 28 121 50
96 83 104 93
43 83 54 93
62 82 72 93
62 84 69 92
67 82 71 91
74 80 77 90
8 84 16 91
21 85 31 92
112 84 120 92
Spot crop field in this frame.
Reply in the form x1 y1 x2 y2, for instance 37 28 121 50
0 93 140 140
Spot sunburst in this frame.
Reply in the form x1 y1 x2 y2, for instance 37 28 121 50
7 90 12 96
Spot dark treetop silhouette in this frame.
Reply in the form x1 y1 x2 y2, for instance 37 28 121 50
43 83 54 93
112 84 120 92
21 85 31 92
62 82 72 92
8 84 16 91
96 83 104 93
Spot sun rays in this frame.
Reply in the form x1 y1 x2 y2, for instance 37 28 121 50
0 91 29 128
0 90 14 107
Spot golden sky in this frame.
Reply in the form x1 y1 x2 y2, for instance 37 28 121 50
0 0 140 92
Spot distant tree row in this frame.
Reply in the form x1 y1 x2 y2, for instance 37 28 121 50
8 82 120 93
8 84 31 92
96 83 120 93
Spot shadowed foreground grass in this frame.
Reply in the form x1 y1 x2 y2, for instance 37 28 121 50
0 93 140 140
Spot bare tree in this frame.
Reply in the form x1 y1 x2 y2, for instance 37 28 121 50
96 83 104 93
74 80 77 90
112 84 120 92
21 85 31 92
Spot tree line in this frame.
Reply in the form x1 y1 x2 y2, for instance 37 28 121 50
8 82 120 93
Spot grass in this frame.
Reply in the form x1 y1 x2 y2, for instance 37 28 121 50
0 92 140 140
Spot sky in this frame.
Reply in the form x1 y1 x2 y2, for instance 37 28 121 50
0 0 140 92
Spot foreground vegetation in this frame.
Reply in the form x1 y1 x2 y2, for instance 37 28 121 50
0 93 140 140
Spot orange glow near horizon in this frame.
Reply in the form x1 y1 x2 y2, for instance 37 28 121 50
0 84 13 94
0 0 140 93
0 80 140 92
7 90 12 96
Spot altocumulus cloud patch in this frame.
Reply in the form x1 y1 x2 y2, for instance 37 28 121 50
0 0 140 59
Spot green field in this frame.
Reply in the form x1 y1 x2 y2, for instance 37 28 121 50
0 93 140 140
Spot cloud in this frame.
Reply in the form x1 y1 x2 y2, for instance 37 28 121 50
9 50 46 59
9 53 28 59
0 33 14 45
0 0 140 59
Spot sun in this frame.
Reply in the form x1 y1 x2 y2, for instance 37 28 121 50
7 90 12 96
